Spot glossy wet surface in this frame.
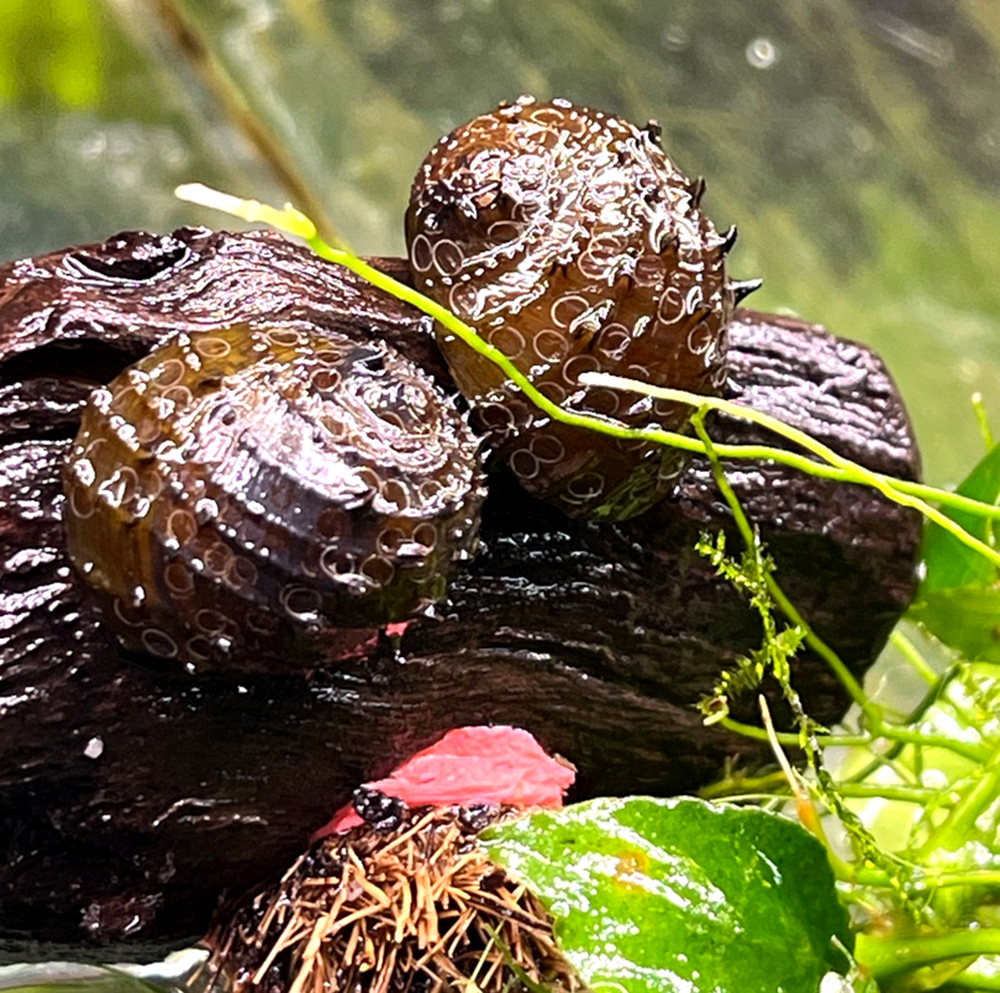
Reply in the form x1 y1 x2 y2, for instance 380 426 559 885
1 0 997 482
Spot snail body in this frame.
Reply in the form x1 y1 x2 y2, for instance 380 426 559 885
62 324 484 670
61 98 756 669
407 96 752 519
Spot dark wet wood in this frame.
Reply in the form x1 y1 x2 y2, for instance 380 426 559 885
0 228 920 950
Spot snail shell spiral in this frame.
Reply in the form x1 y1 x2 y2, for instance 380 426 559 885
62 324 485 671
407 95 749 519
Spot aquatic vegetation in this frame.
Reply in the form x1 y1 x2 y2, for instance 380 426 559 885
177 184 1000 992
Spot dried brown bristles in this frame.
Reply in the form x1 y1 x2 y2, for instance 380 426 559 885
201 806 582 993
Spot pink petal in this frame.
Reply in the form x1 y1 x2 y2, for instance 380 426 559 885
312 725 575 841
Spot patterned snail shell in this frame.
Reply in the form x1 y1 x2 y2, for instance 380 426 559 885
62 324 485 671
407 95 758 520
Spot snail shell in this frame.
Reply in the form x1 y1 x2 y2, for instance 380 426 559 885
62 324 485 670
407 96 748 520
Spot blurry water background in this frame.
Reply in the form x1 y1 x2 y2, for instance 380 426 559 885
1 0 998 486
0 0 998 976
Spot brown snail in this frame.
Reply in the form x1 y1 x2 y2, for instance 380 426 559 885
62 323 485 670
62 98 756 669
406 95 759 519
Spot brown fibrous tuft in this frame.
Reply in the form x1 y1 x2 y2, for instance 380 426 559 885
201 806 582 993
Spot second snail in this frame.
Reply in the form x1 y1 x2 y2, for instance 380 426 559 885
62 96 759 671
408 95 759 519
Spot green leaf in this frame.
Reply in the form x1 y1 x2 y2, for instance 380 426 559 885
484 796 852 993
909 586 1000 662
921 442 1000 595
0 972 181 993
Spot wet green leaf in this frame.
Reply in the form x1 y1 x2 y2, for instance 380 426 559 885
484 796 852 993
0 973 179 993
920 442 1000 595
909 586 1000 663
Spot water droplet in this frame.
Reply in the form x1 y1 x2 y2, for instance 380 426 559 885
746 37 779 69
661 23 690 52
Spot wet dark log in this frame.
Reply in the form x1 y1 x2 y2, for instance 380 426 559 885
0 229 920 951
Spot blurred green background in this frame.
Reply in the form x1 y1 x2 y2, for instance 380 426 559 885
1 0 998 485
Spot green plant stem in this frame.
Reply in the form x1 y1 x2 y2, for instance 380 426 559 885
584 372 1000 567
691 412 896 731
699 770 794 799
173 185 1000 566
945 973 1000 990
878 729 989 764
585 373 1000 528
840 859 1000 890
837 661 964 789
717 717 989 765
972 393 995 452
707 777 956 808
691 411 908 742
766 579 875 722
688 411 989 909
827 783 955 804
922 869 1000 889
890 629 943 687
918 738 1000 861
894 479 1000 520
855 928 1000 982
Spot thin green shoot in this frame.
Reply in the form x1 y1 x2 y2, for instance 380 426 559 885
173 184 1000 569
972 392 995 452
170 183 1000 992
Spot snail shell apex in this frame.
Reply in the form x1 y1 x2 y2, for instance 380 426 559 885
62 324 485 670
406 95 742 519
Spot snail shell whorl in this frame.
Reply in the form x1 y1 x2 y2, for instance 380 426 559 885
62 324 485 670
406 96 738 519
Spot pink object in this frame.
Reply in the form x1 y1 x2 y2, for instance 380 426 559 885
312 725 575 841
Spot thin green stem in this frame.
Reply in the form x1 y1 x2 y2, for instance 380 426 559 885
173 185 1000 571
878 755 924 788
972 392 995 452
766 582 875 723
918 738 1000 860
717 717 989 764
876 730 988 765
855 928 1000 982
705 778 948 805
585 373 1000 526
717 717 872 750
945 976 1000 990
584 372 1000 567
924 869 1000 889
837 663 964 788
699 770 790 799
690 410 756 551
691 410 877 720
828 783 954 805
840 860 1000 891
895 478 1000 519
890 629 942 687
